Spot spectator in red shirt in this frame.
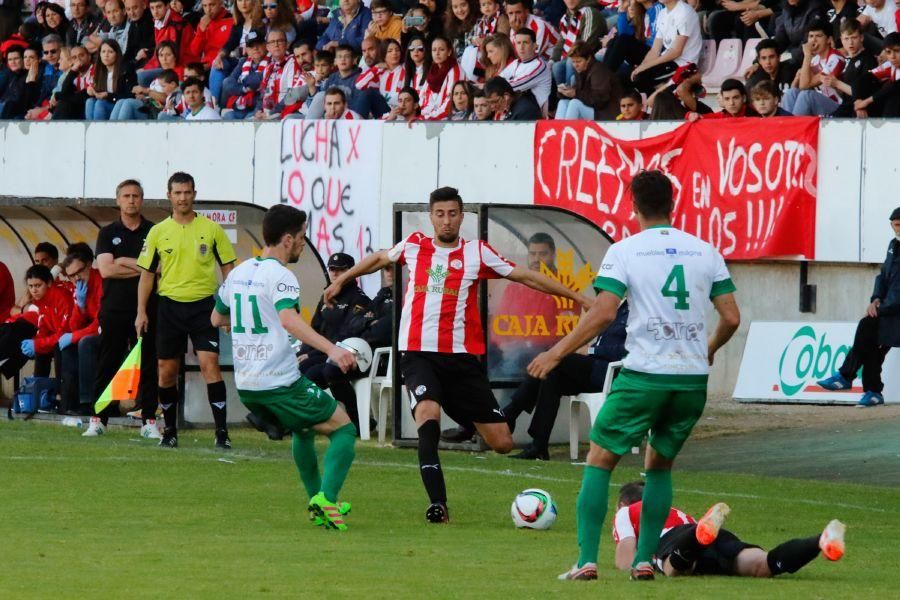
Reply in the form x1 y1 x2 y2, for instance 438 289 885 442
57 243 103 415
188 0 234 71
687 78 756 120
0 260 14 323
17 264 73 379
137 0 191 86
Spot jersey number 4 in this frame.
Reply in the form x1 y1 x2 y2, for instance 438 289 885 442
232 293 269 334
661 265 690 310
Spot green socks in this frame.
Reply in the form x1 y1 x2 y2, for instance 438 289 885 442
576 465 611 567
634 469 673 566
321 423 357 502
291 430 321 497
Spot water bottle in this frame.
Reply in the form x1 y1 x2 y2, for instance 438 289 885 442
61 417 83 428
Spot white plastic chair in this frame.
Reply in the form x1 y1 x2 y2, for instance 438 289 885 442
702 38 742 91
698 39 716 80
353 347 392 442
735 38 762 83
568 360 624 461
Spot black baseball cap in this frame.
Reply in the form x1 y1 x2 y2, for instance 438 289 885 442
245 29 267 47
890 207 900 221
327 252 355 270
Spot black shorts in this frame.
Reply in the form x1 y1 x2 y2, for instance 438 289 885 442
156 296 220 360
400 351 505 425
657 524 761 576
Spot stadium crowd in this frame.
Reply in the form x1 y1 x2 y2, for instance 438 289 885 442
0 0 898 122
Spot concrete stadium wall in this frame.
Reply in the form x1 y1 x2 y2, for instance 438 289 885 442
1 119 896 397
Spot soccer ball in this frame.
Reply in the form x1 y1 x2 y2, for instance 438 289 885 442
511 488 557 530
335 338 373 372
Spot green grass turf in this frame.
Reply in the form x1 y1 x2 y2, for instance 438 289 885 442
2 420 898 599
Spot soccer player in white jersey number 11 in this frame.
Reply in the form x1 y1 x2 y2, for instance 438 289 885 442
324 186 594 524
528 170 742 582
210 205 359 531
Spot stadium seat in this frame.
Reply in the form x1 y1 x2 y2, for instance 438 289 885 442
567 360 623 461
702 38 742 91
353 347 393 443
736 38 762 82
698 39 716 80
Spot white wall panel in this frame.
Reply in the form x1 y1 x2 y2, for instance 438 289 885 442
437 122 533 205
816 120 863 262
860 123 900 262
1 122 86 197
83 122 169 199
165 123 255 202
251 122 282 208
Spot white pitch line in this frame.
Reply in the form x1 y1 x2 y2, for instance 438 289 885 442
6 454 887 513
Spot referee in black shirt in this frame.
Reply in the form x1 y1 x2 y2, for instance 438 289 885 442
85 180 160 438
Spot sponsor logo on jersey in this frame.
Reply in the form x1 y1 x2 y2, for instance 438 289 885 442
666 248 676 255
646 317 704 341
276 282 300 294
234 343 274 361
428 264 449 283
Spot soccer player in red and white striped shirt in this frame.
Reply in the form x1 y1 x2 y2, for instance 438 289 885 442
324 187 591 523
609 481 846 580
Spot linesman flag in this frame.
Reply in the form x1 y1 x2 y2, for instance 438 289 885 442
94 338 142 413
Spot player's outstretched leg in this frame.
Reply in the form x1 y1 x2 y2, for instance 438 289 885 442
631 468 673 581
292 429 322 512
661 503 730 575
762 521 845 576
819 519 846 561
418 419 449 523
696 502 731 545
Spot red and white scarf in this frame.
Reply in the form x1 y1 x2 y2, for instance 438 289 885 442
559 9 583 58
473 10 501 40
355 65 385 90
259 55 289 109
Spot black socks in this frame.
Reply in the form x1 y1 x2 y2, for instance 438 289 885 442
417 420 446 504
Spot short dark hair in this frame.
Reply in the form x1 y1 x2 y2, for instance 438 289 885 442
750 78 782 99
370 0 390 10
157 68 179 85
168 171 195 192
325 86 346 102
756 38 778 55
505 0 528 8
25 264 52 283
528 232 555 251
805 18 831 39
839 17 863 35
429 186 463 211
62 241 94 268
263 205 307 246
181 76 203 93
5 46 24 58
621 88 643 105
335 43 356 58
720 78 746 96
315 49 335 64
618 481 645 506
116 179 143 197
34 242 58 260
398 85 420 104
148 0 169 5
514 27 536 42
568 40 595 59
884 32 900 49
631 170 673 219
484 76 514 98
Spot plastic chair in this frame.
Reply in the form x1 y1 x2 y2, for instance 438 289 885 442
698 39 716 79
353 347 392 442
702 38 742 91
735 38 762 83
568 360 624 460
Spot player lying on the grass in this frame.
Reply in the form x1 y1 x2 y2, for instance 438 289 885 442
210 205 359 531
612 481 847 577
528 170 742 581
324 186 593 524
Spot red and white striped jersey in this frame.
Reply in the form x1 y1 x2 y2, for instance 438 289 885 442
380 65 405 107
510 14 560 61
810 49 845 102
355 64 385 90
421 64 465 120
872 60 900 82
337 108 361 119
612 502 696 543
388 232 515 354
499 56 551 109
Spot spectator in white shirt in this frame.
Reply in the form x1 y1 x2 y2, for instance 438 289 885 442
859 0 897 37
182 77 223 119
630 0 701 94
500 27 552 113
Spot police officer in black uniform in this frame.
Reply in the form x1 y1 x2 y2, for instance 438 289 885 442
299 252 372 433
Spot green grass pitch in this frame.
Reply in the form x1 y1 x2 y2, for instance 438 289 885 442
2 420 898 599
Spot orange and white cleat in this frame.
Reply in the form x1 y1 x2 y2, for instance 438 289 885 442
819 519 846 561
695 502 731 546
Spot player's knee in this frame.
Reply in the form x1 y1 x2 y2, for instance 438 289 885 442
492 437 513 454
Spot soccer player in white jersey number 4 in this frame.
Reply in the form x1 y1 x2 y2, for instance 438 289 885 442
528 170 742 582
211 205 359 531
325 186 593 523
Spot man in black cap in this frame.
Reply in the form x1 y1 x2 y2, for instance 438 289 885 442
818 207 900 407
298 252 372 432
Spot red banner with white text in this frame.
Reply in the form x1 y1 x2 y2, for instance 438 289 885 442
533 118 819 259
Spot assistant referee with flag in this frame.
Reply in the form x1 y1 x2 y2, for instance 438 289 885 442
136 172 236 449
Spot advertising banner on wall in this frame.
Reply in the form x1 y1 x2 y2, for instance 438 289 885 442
533 118 819 260
733 321 900 404
280 120 383 296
